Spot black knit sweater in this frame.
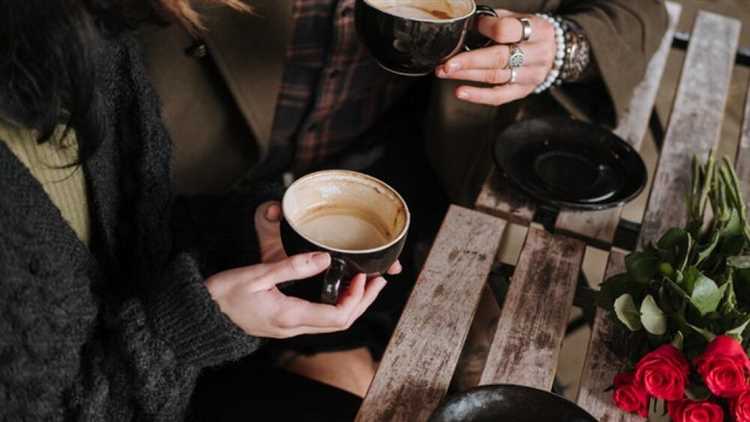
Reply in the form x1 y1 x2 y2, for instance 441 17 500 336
0 34 263 420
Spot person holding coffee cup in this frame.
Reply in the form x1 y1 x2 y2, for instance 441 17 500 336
432 8 593 106
156 0 667 419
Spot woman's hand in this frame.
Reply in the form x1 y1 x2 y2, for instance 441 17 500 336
436 10 556 106
206 252 385 338
205 201 401 339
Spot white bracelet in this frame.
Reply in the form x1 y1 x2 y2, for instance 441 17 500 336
533 14 566 94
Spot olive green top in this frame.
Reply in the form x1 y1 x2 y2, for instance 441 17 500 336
0 120 91 246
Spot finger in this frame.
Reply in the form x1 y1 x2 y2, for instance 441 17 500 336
456 83 531 106
265 203 281 222
386 260 402 275
253 252 331 289
493 9 516 18
437 45 509 75
347 276 388 326
445 66 547 86
336 273 367 311
276 273 367 329
255 201 285 262
477 14 525 44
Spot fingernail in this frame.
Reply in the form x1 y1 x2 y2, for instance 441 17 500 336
265 205 281 222
447 61 461 72
457 90 470 100
311 252 330 267
436 67 446 78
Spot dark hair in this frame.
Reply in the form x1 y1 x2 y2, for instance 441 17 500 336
0 1 105 160
0 0 249 161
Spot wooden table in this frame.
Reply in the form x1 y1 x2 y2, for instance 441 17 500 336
356 3 748 421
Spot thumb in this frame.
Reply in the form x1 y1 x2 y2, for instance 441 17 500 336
254 252 332 289
254 201 283 261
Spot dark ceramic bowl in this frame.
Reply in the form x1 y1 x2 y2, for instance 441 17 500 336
429 385 597 422
493 117 648 210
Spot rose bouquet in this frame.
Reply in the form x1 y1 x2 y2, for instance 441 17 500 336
598 155 750 421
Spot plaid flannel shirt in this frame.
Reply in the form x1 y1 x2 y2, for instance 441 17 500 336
269 0 410 174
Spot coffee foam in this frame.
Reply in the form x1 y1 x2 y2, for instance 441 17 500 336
283 171 409 252
296 209 390 250
366 0 473 20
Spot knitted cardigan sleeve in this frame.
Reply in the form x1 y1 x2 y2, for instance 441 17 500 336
0 247 261 421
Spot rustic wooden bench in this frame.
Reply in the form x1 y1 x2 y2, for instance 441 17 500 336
356 3 746 421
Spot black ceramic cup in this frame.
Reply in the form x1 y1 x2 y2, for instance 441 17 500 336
355 0 497 76
280 170 410 304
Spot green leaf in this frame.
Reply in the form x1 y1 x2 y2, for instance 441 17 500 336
626 252 660 284
614 294 643 331
689 271 724 316
695 230 721 266
688 323 717 342
723 209 744 237
728 256 750 269
664 276 692 303
657 228 693 272
721 234 746 256
683 267 701 294
597 273 634 310
640 295 667 335
721 279 738 314
725 316 750 342
671 331 684 350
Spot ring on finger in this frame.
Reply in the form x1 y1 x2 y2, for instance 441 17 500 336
506 44 525 69
516 17 532 43
504 67 518 85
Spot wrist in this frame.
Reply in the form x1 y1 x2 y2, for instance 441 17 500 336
533 14 565 94
559 19 593 83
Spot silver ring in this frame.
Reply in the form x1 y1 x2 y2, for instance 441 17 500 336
517 17 532 42
505 67 518 85
506 44 525 69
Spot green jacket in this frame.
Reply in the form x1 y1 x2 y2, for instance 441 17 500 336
139 0 669 203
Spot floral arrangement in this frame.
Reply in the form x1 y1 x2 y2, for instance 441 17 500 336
598 155 750 421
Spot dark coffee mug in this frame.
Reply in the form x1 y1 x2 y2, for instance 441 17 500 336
355 0 497 76
280 170 410 304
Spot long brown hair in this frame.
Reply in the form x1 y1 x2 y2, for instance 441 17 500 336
158 0 251 31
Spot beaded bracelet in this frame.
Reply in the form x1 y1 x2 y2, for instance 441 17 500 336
533 14 565 94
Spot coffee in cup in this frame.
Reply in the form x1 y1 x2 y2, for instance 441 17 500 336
355 0 497 76
280 170 410 304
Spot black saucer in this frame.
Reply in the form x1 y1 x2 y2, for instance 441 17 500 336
493 117 648 210
429 385 597 422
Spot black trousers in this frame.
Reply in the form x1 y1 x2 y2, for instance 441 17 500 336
193 92 449 421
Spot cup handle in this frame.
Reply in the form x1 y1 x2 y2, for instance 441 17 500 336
321 257 347 305
464 5 498 51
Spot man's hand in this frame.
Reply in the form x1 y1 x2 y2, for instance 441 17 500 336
436 10 556 106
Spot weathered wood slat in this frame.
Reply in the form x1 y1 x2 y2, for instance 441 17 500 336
479 226 585 388
639 11 741 246
575 251 639 421
356 206 506 422
475 169 536 224
555 2 682 247
737 84 750 201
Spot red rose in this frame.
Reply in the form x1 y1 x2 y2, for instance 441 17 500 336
612 372 649 417
694 335 750 398
733 390 750 422
667 399 723 422
634 344 690 400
